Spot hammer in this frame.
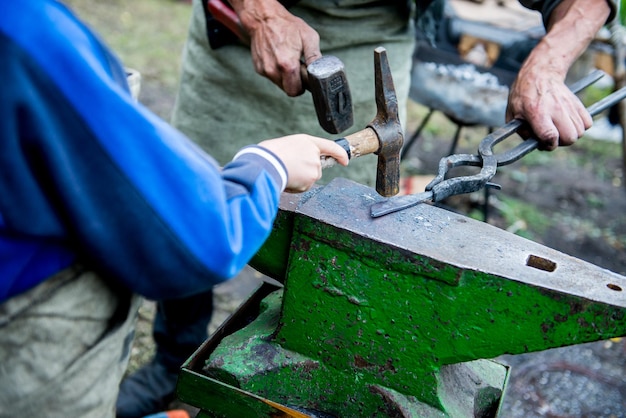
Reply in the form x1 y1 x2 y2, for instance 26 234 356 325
322 47 403 197
207 0 353 134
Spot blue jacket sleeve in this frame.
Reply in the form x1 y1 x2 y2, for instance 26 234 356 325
0 0 287 301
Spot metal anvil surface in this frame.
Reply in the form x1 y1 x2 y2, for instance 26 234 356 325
177 178 626 417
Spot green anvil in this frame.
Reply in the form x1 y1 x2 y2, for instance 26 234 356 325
177 178 626 417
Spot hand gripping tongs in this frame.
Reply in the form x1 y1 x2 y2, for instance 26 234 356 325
370 70 626 218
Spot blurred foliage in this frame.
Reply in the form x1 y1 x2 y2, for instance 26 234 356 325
62 0 192 92
491 195 551 240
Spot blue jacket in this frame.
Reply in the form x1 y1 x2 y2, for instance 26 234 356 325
0 0 288 303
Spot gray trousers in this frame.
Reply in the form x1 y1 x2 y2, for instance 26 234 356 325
172 0 415 188
0 266 142 418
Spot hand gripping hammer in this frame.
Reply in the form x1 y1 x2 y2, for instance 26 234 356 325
322 47 404 197
206 0 353 134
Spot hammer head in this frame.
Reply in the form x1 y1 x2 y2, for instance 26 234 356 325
368 47 404 197
307 56 353 134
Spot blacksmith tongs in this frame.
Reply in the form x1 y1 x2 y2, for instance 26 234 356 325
371 70 626 218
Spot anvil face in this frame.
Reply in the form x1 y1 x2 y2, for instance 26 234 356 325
178 178 626 417
284 178 625 309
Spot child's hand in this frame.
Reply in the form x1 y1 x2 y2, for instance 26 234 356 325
259 134 349 193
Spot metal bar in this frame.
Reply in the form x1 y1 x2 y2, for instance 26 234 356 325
496 83 626 166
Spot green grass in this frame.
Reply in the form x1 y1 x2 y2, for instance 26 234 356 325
63 0 192 91
491 195 552 240
581 84 615 108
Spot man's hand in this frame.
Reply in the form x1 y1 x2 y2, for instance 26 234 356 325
505 0 611 150
231 0 321 97
506 67 592 151
259 134 349 193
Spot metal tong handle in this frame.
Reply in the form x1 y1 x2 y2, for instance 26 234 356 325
427 70 606 201
371 70 625 218
488 69 615 166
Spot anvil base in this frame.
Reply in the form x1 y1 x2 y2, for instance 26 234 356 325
176 178 626 417
176 283 509 418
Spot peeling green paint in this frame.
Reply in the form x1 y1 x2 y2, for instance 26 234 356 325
179 179 626 417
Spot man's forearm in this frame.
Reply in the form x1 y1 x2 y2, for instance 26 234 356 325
529 0 611 78
506 0 613 148
228 0 288 33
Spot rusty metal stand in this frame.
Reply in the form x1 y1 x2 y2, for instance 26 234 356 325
406 28 516 223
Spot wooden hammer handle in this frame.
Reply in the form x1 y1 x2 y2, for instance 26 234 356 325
321 127 379 169
207 0 248 42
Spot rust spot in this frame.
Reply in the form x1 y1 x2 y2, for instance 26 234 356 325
252 343 281 367
300 240 311 252
526 254 557 272
368 385 411 417
354 354 370 368
554 314 568 323
577 317 590 328
353 355 397 374
382 358 397 374
210 358 224 368
299 360 320 374
568 301 587 315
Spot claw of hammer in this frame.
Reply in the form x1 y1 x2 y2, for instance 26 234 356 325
321 47 404 197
